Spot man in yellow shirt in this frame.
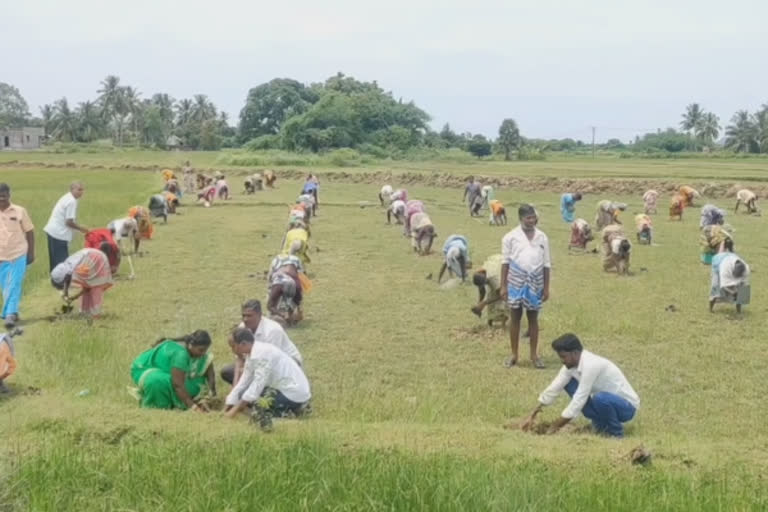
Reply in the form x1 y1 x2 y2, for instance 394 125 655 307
0 183 35 329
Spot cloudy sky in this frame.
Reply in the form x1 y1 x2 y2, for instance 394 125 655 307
2 0 767 141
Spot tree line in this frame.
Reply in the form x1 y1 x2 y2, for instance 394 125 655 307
1 77 767 156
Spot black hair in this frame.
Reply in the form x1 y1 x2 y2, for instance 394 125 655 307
99 241 115 261
551 333 583 353
0 183 9 194
519 204 536 219
733 260 747 278
574 192 582 200
724 238 734 252
232 327 255 344
472 271 487 288
619 239 631 255
242 299 262 313
154 329 212 348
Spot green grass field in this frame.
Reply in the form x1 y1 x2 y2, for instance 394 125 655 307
2 151 768 510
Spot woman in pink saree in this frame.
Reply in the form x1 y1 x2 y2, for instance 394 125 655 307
51 248 114 316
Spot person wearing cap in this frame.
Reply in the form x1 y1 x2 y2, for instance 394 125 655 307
501 204 551 369
0 183 35 329
520 333 639 437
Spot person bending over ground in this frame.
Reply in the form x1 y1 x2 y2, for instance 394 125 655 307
282 227 311 265
699 204 725 229
594 200 626 231
439 235 470 283
50 248 114 317
560 192 582 223
264 170 277 188
568 218 594 251
501 204 551 369
410 212 436 255
379 184 393 206
735 189 759 214
224 328 311 429
471 254 508 327
489 199 507 226
148 194 169 224
669 194 685 221
601 225 631 275
0 333 17 394
129 206 154 242
216 178 230 200
387 199 406 224
634 214 652 245
642 189 659 214
266 245 309 326
403 200 425 236
520 333 639 437
84 229 121 275
679 185 700 207
710 242 750 313
129 330 215 411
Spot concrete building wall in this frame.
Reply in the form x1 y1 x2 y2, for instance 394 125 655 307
0 127 45 150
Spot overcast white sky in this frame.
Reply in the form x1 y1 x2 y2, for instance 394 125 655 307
2 0 767 142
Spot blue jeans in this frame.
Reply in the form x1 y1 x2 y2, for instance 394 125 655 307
565 378 636 437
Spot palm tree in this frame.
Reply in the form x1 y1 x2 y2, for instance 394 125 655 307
51 98 77 142
39 104 54 136
75 101 103 142
754 107 768 154
697 112 720 147
175 99 193 127
680 103 704 150
123 86 142 146
724 110 758 153
192 94 216 122
151 93 175 125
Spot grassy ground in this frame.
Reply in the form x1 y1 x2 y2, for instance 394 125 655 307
2 154 768 510
3 148 768 181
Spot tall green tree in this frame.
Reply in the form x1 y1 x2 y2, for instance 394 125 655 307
238 78 318 142
724 110 758 153
754 106 768 153
75 101 103 142
698 112 720 146
681 103 704 150
467 134 492 158
51 98 78 142
39 104 55 135
97 75 129 145
0 82 31 127
497 118 521 160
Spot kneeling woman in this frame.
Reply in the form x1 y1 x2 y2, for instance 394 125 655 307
130 330 215 411
51 248 114 316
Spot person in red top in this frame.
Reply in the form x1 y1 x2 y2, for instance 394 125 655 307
84 229 121 274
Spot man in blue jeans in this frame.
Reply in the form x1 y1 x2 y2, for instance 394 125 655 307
521 333 639 437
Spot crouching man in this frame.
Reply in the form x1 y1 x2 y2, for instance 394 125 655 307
520 333 640 437
224 327 311 430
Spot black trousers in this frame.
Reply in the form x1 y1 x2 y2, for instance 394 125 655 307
47 234 69 272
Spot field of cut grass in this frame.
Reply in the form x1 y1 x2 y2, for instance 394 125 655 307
2 153 768 510
2 148 768 181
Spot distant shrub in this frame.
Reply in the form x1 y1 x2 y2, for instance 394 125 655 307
326 148 363 167
244 135 282 151
517 145 547 161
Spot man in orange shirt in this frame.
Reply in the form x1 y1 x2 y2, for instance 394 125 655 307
0 183 35 329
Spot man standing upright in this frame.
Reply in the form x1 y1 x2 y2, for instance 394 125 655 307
462 176 481 217
0 184 35 329
501 204 551 369
43 182 87 271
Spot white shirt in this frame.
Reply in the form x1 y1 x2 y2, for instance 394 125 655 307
43 192 78 242
737 189 757 202
501 226 551 272
238 317 302 365
538 350 640 419
225 342 311 406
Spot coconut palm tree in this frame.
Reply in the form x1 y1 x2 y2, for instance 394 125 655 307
192 94 216 122
680 103 704 150
151 93 175 126
51 98 77 142
39 104 54 135
175 99 193 127
724 110 758 153
754 107 768 153
76 101 103 142
122 86 142 147
697 112 720 147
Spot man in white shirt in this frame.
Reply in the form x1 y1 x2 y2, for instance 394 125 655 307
521 334 639 437
224 328 311 429
43 182 87 271
220 299 303 385
500 204 551 369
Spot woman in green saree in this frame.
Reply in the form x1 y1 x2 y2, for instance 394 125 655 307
130 330 216 411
